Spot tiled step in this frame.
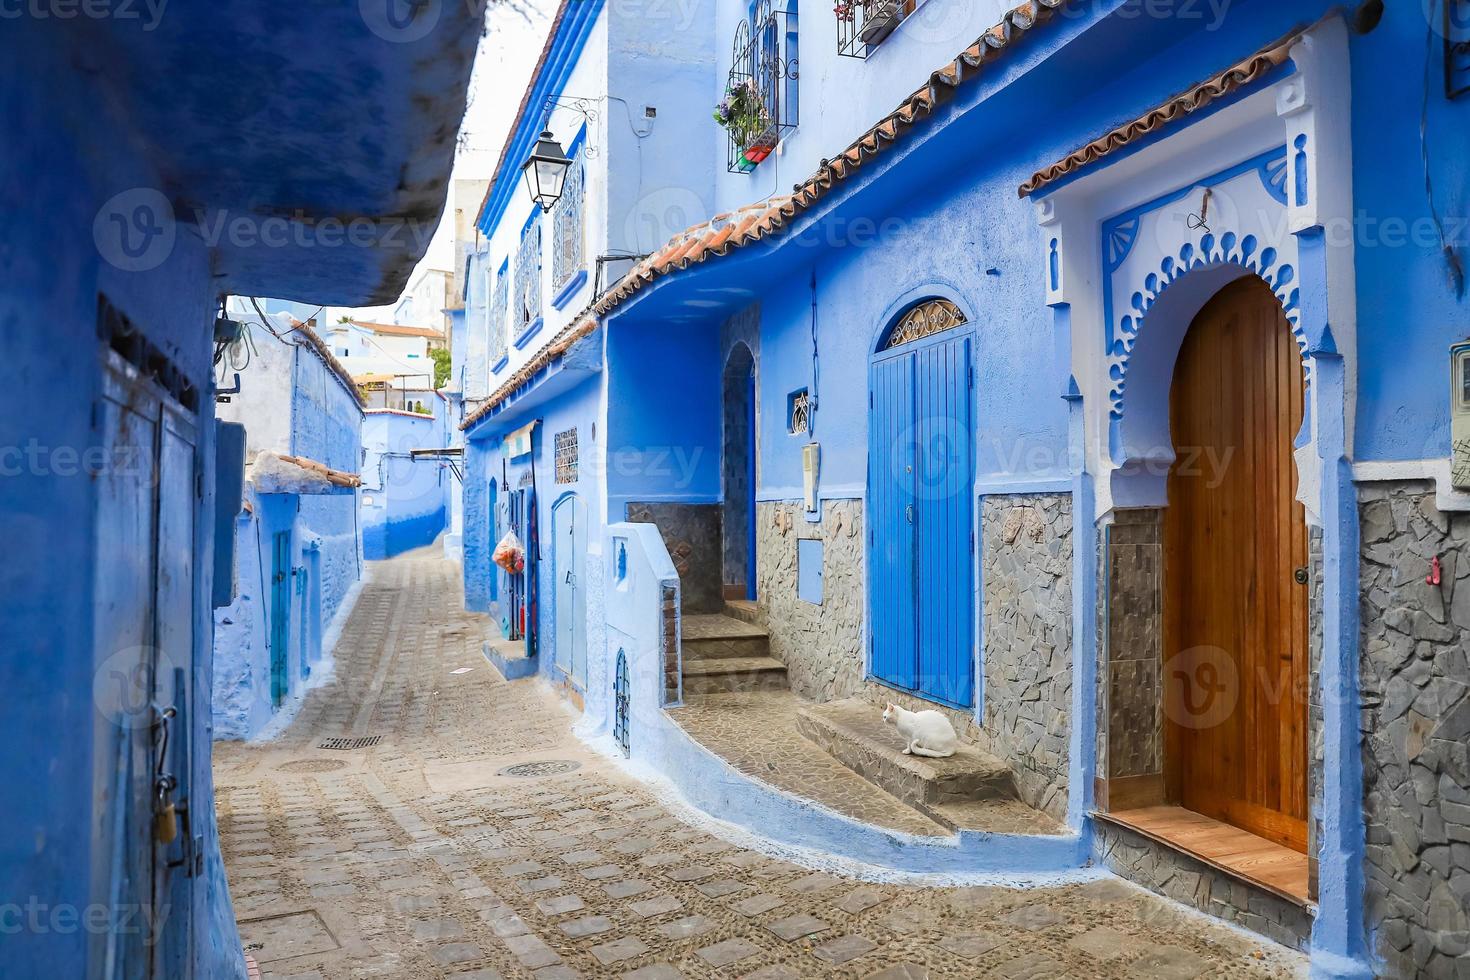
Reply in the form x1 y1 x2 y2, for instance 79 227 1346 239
794 699 1018 817
681 613 770 661
722 600 759 624
681 656 789 695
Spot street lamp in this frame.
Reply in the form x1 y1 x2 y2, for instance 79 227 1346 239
520 130 573 213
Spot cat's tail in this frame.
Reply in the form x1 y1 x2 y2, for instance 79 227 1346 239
909 745 956 759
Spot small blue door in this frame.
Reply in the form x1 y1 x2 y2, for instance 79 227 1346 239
270 531 291 707
869 315 974 708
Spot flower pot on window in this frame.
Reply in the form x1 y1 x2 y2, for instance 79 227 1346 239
858 0 903 44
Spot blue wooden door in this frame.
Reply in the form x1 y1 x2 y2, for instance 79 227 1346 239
869 353 917 691
914 336 974 708
869 330 974 708
270 531 291 707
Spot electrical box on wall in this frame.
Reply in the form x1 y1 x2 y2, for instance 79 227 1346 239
1453 341 1470 490
802 443 821 513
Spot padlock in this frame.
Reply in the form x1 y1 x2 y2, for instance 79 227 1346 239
155 800 178 845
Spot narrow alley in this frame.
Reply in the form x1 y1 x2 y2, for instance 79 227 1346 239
215 554 1304 980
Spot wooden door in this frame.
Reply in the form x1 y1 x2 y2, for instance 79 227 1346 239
869 353 918 693
1164 276 1309 853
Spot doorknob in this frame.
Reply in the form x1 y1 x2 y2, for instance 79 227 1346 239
1294 567 1310 586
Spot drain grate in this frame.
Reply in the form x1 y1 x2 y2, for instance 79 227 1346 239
318 736 383 750
496 760 581 779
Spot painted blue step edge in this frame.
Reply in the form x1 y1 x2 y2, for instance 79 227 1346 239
483 640 537 681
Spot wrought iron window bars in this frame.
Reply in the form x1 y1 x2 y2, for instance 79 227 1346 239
837 0 918 60
721 1 799 174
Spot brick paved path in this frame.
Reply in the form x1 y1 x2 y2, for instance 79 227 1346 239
215 555 1306 979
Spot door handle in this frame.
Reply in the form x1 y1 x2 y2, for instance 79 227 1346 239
1294 567 1310 586
905 504 915 525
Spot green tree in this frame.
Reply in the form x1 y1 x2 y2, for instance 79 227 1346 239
429 347 451 389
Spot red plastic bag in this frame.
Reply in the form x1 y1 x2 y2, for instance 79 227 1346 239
493 531 525 574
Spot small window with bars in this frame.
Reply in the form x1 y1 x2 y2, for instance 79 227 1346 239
788 388 810 435
554 428 579 484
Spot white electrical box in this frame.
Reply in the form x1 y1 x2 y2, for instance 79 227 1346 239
1453 341 1470 490
802 443 821 513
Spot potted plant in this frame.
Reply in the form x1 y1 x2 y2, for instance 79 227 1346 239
714 80 776 172
858 0 904 45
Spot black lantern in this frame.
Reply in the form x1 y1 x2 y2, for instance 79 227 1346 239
520 130 573 212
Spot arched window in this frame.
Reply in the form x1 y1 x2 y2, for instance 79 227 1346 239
883 298 967 350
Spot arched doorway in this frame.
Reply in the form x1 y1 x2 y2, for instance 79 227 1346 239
722 343 756 601
868 298 975 709
1163 275 1308 852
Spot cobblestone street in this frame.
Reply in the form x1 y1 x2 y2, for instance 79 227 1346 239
215 554 1307 979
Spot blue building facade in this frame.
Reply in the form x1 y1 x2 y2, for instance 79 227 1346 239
0 4 482 976
361 407 451 559
213 314 365 740
462 1 1470 976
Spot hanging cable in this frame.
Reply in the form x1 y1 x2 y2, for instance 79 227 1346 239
809 266 820 439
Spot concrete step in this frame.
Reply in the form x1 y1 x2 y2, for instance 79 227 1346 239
681 656 789 695
681 613 769 661
722 600 759 624
794 699 1018 815
483 635 535 681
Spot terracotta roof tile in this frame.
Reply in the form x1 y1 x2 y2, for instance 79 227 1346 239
1018 27 1304 197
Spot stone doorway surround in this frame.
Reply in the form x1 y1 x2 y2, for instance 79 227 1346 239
1028 17 1366 969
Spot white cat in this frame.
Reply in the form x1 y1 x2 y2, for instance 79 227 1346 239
881 702 958 759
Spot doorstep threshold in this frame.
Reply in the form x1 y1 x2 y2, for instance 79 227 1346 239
1094 806 1314 909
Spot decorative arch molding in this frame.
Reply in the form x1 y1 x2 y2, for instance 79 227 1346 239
870 280 978 355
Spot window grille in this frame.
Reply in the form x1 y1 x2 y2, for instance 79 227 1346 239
885 298 967 349
488 268 509 368
788 388 810 434
554 428 578 484
553 157 586 292
722 1 799 174
837 0 920 59
513 219 543 343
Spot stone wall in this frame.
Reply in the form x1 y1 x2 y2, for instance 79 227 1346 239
1098 509 1165 810
755 499 865 702
1095 820 1313 950
626 502 723 614
977 494 1073 822
1358 482 1470 978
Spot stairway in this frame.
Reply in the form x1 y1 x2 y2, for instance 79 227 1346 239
795 698 1027 832
679 610 787 696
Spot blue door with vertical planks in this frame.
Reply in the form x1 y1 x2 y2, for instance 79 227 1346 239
869 308 974 709
270 531 291 707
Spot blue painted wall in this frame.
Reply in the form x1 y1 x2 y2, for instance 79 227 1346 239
362 411 449 559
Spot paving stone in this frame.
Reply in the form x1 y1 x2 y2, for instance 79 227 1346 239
628 895 683 919
766 913 830 942
603 879 653 900
731 894 784 917
862 964 931 980
1128 945 1211 979
1002 904 1067 932
589 937 649 966
993 951 1066 979
813 934 878 964
624 967 683 980
665 864 717 883
694 877 747 898
535 894 586 916
533 967 581 980
447 971 504 980
739 967 799 980
503 934 561 969
876 908 924 935
936 930 1003 959
697 937 763 967
558 915 615 939
410 917 464 941
836 887 886 914
520 876 565 894
1069 926 1131 961
580 864 623 881
657 915 716 941
430 943 485 966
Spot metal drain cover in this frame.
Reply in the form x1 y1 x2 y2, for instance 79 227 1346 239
318 736 382 750
278 759 349 774
496 759 581 779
